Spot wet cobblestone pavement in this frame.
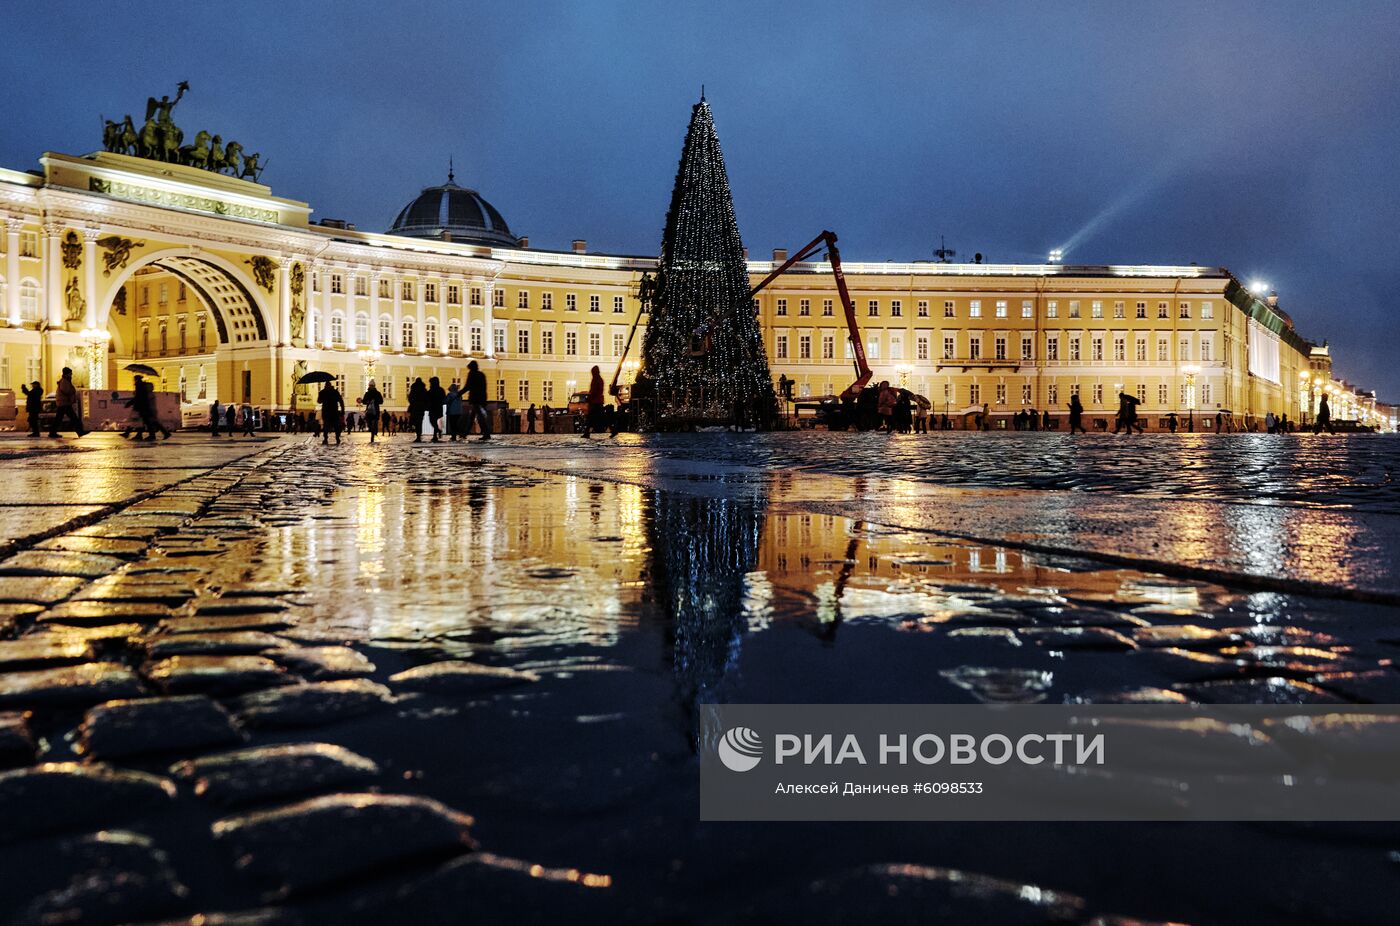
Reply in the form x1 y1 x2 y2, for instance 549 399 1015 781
0 431 1398 924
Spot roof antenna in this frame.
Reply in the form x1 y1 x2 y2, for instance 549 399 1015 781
448 155 455 184
700 84 705 102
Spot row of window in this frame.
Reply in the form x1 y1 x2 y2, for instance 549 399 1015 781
947 381 1214 409
0 232 41 258
767 297 1216 321
308 313 631 359
771 332 1216 363
313 275 630 314
139 314 210 354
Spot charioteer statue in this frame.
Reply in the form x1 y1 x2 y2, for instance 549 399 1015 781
101 82 266 182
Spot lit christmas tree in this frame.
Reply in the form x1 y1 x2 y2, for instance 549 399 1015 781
641 95 772 425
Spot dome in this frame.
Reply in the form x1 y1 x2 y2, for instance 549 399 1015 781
387 171 517 247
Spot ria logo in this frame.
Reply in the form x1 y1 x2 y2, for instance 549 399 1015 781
718 726 764 772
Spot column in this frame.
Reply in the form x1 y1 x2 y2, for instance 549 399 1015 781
482 280 496 358
44 224 62 327
82 226 99 329
392 272 403 352
319 264 333 349
369 272 381 348
436 277 447 354
4 217 19 325
277 254 291 346
346 267 358 350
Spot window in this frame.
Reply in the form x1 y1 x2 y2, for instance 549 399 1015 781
969 300 981 318
943 336 955 359
1179 302 1191 319
1046 300 1058 319
1136 301 1147 319
1021 300 1033 319
565 331 577 356
1180 383 1188 406
1200 338 1212 362
332 274 345 295
1136 383 1147 403
867 338 879 360
1201 301 1214 320
424 319 438 350
541 292 553 310
541 330 554 354
355 313 369 346
493 288 503 308
1069 301 1080 318
917 336 929 361
969 336 981 360
470 324 483 353
822 335 835 359
868 300 879 317
1047 383 1058 405
178 282 187 302
823 299 834 317
197 366 207 399
1113 301 1125 319
159 283 169 305
447 284 460 304
177 321 187 353
589 295 600 313
1136 337 1147 362
918 300 929 317
402 281 414 301
613 332 624 357
1157 302 1169 319
141 285 149 306
1021 336 1033 360
518 290 529 309
1092 384 1103 404
448 321 461 352
566 294 577 311
800 299 810 316
379 317 392 347
1201 383 1212 405
799 334 811 359
331 313 345 345
890 335 903 360
495 327 507 355
1091 301 1103 319
20 232 38 257
518 380 530 402
1091 336 1103 362
402 319 416 348
1159 384 1169 405
891 299 902 317
198 316 207 351
542 381 554 403
614 295 624 313
587 332 600 357
1069 336 1081 362
497 379 506 402
776 334 788 359
995 300 1007 318
1179 338 1190 362
777 299 787 316
994 336 1006 360
355 276 368 297
1113 336 1125 362
471 287 482 306
518 329 530 354
996 383 1007 404
1046 335 1059 361
969 384 980 405
944 300 956 318
1022 383 1032 405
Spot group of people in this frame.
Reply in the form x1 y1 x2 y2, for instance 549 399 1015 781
20 367 86 438
304 359 494 446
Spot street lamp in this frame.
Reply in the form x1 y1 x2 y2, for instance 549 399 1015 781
79 327 110 389
1182 364 1199 431
1249 280 1270 294
358 347 381 381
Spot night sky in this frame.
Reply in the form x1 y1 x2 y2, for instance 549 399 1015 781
6 1 1398 397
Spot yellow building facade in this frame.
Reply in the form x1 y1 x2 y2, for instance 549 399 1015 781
0 148 1366 430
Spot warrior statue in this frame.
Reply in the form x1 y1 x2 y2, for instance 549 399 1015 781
139 81 189 161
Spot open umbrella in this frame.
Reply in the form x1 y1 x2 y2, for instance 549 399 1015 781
297 371 334 385
125 363 159 377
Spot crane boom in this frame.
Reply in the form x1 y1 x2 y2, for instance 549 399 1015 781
749 230 871 400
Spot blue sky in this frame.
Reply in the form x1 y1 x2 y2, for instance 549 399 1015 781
6 1 1399 396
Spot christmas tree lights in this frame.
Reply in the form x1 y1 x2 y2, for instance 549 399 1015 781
641 97 773 425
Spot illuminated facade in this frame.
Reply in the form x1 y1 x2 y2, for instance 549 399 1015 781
0 147 1384 429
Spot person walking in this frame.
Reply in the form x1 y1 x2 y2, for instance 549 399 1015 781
526 403 537 434
464 359 491 441
445 382 464 441
137 377 171 440
224 402 236 436
408 377 428 442
362 380 384 444
49 367 87 438
425 376 447 442
381 408 392 436
318 381 345 445
1116 392 1139 436
210 399 222 437
1067 392 1086 434
1215 411 1223 433
241 404 256 438
21 381 43 437
1314 394 1332 434
582 365 605 438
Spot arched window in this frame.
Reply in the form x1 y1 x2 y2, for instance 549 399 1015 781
447 320 462 352
330 312 345 345
378 316 392 347
19 281 40 321
470 322 483 353
424 319 438 350
402 318 416 349
354 313 370 347
197 366 208 399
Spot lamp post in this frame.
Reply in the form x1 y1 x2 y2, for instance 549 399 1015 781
1299 370 1313 426
358 347 381 382
1182 364 1199 432
79 326 110 390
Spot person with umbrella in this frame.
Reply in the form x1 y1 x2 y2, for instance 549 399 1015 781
318 380 345 445
1116 391 1141 436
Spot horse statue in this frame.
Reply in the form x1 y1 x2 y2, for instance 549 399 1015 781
222 141 244 177
208 135 225 172
117 116 137 155
159 122 184 163
180 130 212 169
138 116 162 160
